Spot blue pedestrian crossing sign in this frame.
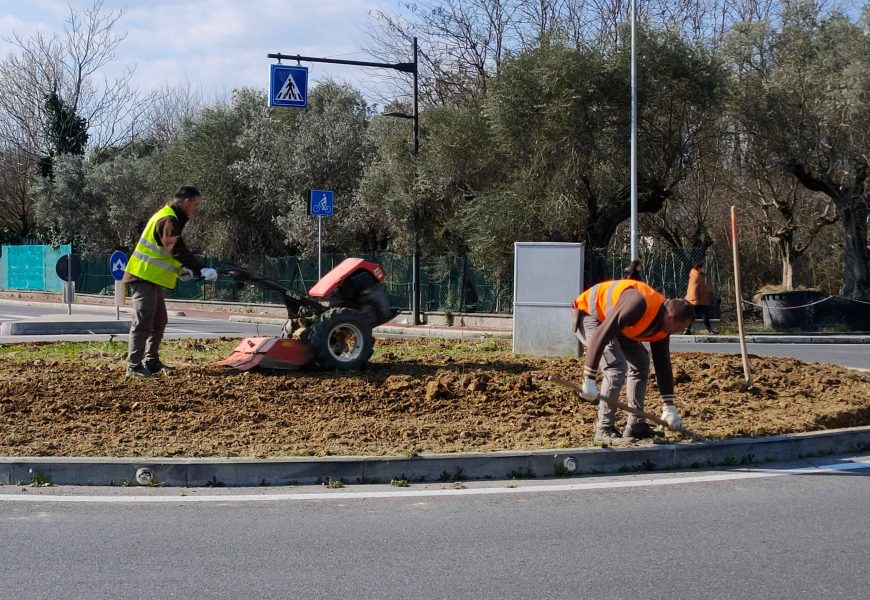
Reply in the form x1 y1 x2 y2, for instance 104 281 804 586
309 190 334 216
109 250 128 281
269 64 308 108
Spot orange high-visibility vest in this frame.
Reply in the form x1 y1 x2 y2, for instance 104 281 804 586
573 280 668 342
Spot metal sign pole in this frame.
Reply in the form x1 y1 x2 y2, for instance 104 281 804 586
318 215 322 279
115 280 122 320
268 45 417 313
66 247 73 315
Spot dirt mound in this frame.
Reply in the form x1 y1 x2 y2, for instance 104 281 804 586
0 339 868 457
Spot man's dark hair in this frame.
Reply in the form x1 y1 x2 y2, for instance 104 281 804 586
668 298 696 322
173 185 201 201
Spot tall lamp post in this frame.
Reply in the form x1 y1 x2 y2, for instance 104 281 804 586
630 0 638 262
268 37 421 325
383 37 421 325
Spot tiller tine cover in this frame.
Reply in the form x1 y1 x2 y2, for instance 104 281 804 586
218 337 312 371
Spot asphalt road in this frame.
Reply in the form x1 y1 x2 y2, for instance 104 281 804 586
1 457 868 600
671 341 870 371
0 300 284 342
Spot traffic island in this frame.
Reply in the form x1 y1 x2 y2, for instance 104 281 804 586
0 337 868 486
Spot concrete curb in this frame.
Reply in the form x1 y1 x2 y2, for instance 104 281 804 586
0 320 132 335
677 334 870 344
376 326 511 339
2 426 868 487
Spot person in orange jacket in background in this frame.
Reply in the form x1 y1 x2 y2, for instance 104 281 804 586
684 260 715 334
571 279 695 442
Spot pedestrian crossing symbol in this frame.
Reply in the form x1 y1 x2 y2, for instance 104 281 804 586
269 64 308 108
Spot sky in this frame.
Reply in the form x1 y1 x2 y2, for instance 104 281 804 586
0 0 408 105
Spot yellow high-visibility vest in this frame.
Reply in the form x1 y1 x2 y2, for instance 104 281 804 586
125 205 183 288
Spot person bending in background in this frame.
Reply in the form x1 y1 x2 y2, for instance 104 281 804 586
122 186 218 378
571 279 695 442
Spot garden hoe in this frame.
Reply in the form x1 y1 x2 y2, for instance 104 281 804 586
548 376 706 441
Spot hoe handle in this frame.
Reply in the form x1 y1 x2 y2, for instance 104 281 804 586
548 377 705 441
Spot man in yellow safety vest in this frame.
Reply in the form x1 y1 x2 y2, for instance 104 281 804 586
572 279 695 442
122 186 218 377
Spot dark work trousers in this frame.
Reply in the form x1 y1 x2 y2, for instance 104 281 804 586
687 304 712 333
127 279 168 369
574 313 650 429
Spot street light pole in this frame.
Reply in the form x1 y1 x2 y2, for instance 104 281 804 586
630 0 638 262
411 36 421 326
268 36 422 325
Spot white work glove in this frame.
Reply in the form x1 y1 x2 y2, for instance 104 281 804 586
580 378 599 403
200 267 218 282
661 398 683 430
179 267 194 282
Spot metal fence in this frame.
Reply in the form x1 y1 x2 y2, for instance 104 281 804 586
3 246 719 316
586 246 723 318
71 252 514 314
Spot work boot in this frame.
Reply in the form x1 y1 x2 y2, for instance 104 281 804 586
145 360 173 374
125 365 153 378
622 421 661 440
594 426 622 443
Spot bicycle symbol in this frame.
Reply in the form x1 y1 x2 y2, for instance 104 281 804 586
310 190 333 216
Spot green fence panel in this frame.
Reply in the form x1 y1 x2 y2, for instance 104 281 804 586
7 246 717 317
1 244 71 292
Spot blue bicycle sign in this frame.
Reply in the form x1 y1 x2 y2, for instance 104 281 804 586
308 190 334 216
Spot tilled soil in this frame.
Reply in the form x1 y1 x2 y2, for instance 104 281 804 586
1 338 868 457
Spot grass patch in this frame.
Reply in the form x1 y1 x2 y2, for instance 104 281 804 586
508 466 535 479
715 325 778 335
373 338 510 363
0 338 237 367
30 470 52 487
320 477 345 489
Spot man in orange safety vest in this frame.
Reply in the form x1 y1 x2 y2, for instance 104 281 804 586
572 279 695 442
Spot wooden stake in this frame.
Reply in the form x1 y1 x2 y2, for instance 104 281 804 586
731 206 752 390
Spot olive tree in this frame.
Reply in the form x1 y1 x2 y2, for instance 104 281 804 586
234 81 374 256
450 29 726 280
730 1 870 298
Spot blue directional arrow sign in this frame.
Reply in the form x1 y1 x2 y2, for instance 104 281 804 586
109 250 128 281
269 64 308 108
309 190 334 216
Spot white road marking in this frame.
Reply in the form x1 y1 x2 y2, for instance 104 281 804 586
1 458 868 503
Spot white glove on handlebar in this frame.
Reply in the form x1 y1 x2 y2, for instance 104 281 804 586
179 267 194 282
200 267 218 282
661 402 683 429
580 378 599 402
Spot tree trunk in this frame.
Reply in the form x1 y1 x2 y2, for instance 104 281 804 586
787 164 869 300
780 238 795 290
835 196 870 299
